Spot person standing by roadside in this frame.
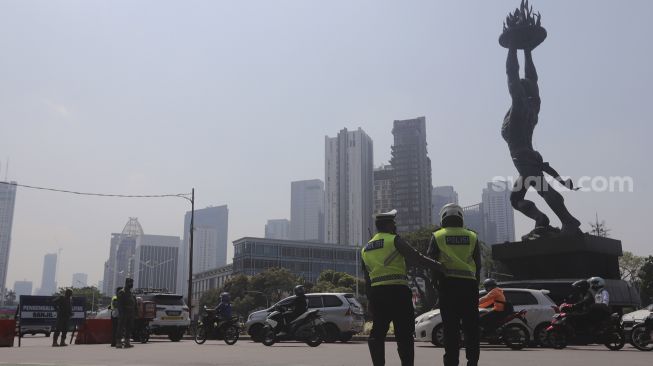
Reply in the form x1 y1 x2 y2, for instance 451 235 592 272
362 209 444 366
52 288 73 347
109 287 122 347
117 278 137 348
428 204 482 366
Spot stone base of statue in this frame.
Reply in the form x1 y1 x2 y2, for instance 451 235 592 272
492 233 621 280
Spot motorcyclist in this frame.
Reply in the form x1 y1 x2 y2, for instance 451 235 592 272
587 277 611 324
478 279 507 331
281 285 308 334
566 279 594 331
214 292 233 324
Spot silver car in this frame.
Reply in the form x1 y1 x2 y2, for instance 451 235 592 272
246 293 364 343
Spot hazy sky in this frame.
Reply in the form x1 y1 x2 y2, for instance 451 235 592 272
1 0 651 290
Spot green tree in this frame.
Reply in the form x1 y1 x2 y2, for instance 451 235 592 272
638 256 653 305
198 288 221 309
589 214 610 237
620 251 645 286
4 289 16 306
57 286 102 312
249 267 299 303
312 270 363 294
403 225 440 314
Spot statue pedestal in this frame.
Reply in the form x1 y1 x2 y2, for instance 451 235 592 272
492 234 622 280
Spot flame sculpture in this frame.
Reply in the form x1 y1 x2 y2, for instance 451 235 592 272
499 0 547 50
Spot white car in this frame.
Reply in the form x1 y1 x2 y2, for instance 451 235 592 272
415 288 557 347
621 304 652 340
140 293 190 341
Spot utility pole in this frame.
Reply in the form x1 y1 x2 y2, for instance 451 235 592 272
186 188 195 317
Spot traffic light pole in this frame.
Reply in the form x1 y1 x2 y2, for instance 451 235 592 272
186 188 195 317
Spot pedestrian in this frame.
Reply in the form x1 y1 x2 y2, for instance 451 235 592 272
427 204 481 366
116 278 137 348
362 209 444 366
52 288 73 347
109 287 122 347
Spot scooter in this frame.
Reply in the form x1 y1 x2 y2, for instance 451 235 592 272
545 303 624 350
479 308 531 350
194 306 240 345
261 305 326 347
630 313 653 351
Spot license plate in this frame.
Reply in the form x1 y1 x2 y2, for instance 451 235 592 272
162 316 183 320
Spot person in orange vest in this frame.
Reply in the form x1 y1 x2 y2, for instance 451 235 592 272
478 279 507 331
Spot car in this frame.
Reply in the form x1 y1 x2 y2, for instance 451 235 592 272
246 293 364 343
414 288 557 347
621 303 652 342
139 293 190 342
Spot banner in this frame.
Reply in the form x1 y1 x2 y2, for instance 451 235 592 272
19 296 86 327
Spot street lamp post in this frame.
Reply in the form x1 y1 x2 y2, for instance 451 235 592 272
187 189 195 315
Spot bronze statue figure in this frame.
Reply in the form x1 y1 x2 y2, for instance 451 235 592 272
500 1 582 240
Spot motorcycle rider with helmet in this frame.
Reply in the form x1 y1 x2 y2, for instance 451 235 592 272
588 276 611 324
478 279 508 331
214 292 233 324
566 279 595 330
280 285 308 334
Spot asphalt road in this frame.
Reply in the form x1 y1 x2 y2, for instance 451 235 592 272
1 335 651 366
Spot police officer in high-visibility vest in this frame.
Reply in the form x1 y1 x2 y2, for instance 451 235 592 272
109 287 122 347
427 204 481 366
362 209 444 366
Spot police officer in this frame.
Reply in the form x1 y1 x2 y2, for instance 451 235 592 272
362 209 444 366
109 287 122 347
116 278 138 348
52 288 73 347
427 204 481 366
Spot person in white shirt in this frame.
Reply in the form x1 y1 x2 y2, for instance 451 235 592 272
589 276 610 305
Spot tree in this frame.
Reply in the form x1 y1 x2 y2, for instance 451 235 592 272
198 288 221 310
249 267 299 303
589 214 610 237
403 225 440 314
57 286 102 312
638 256 653 305
4 289 16 306
620 251 645 286
312 270 363 294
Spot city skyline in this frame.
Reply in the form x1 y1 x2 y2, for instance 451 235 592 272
2 1 651 287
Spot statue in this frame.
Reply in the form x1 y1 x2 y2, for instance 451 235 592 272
500 0 582 240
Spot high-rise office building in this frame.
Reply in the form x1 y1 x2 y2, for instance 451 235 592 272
179 205 228 297
482 181 515 243
325 128 374 246
134 234 180 292
391 117 432 232
37 253 58 295
462 203 496 245
13 280 32 297
265 219 290 240
72 273 88 288
290 179 325 242
374 165 394 215
102 218 143 295
0 181 17 305
432 186 459 224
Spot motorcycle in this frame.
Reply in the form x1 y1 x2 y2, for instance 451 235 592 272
545 303 624 350
194 306 240 345
478 308 530 350
261 305 326 347
132 298 156 343
630 313 653 351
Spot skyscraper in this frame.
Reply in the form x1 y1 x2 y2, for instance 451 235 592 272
432 186 459 224
265 219 290 240
482 181 515 243
462 203 496 245
38 253 58 295
13 280 32 297
134 234 180 292
0 181 17 305
102 218 143 295
290 179 324 242
72 273 88 288
179 205 228 296
373 165 394 215
325 128 374 246
391 117 432 232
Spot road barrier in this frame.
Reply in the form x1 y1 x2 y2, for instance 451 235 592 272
75 319 113 344
0 319 16 347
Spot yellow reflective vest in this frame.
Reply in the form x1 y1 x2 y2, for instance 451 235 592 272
433 227 478 280
361 232 408 287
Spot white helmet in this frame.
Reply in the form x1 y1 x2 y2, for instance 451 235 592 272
440 203 464 226
588 276 605 290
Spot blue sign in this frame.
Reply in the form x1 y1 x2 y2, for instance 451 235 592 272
19 295 86 327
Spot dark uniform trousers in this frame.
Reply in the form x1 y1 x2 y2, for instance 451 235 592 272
111 317 119 346
368 285 415 366
118 312 135 346
439 278 480 366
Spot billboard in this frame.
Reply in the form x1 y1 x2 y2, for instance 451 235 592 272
19 295 86 327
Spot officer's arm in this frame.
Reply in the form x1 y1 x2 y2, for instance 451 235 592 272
395 236 444 274
361 257 372 296
426 234 439 259
474 240 482 285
